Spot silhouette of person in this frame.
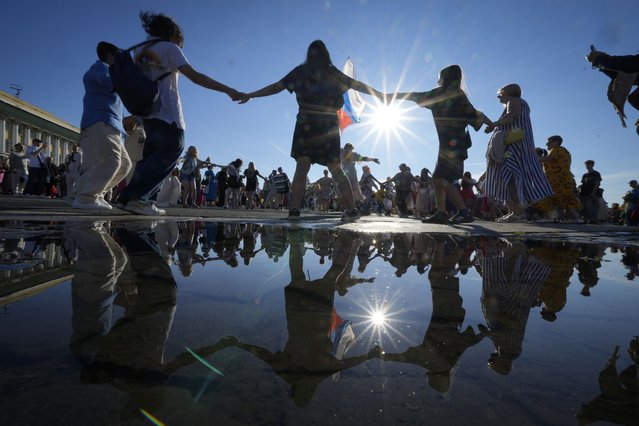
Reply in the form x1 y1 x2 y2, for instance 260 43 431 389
67 224 178 417
238 40 386 221
529 241 581 322
576 243 604 297
382 236 483 392
576 337 639 424
475 238 548 375
171 230 382 406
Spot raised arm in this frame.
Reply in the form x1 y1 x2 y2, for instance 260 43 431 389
178 64 241 100
238 81 287 104
484 101 519 133
350 79 387 102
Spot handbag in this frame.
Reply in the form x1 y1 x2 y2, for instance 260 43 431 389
504 128 525 145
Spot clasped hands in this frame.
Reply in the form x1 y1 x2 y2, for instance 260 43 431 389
227 89 251 103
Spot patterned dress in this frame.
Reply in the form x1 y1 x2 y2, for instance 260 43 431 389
484 99 553 204
533 145 581 213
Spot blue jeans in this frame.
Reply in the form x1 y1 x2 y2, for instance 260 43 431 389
120 119 184 204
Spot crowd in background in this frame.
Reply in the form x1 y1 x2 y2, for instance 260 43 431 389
1 135 638 226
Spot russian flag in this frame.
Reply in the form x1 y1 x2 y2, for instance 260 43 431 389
337 58 366 132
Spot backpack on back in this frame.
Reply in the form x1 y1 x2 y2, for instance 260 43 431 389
109 39 170 116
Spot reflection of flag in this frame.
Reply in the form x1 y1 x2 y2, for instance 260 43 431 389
337 58 366 131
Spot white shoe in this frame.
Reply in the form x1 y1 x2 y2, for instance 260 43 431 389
96 198 113 209
124 200 166 216
496 212 514 223
72 199 112 210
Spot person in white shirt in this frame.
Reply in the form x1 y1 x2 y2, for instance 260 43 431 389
24 138 47 196
117 11 242 216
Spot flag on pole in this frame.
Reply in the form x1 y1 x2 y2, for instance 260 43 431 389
337 58 366 131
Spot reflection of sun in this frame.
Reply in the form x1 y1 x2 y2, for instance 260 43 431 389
370 309 387 326
349 287 419 354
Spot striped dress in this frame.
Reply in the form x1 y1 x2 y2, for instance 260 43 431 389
484 99 553 204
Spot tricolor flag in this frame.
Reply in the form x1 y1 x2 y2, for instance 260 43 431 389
337 58 366 132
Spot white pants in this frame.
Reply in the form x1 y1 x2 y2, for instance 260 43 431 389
74 122 131 203
12 170 28 194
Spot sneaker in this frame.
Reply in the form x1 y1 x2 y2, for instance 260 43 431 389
72 199 112 210
449 210 474 224
496 212 514 223
287 208 301 220
96 198 113 209
124 200 166 216
422 211 449 224
341 209 361 222
502 213 526 223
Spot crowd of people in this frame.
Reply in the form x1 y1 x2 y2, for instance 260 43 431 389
1 11 638 226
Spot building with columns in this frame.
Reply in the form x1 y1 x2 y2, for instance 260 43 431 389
0 90 79 164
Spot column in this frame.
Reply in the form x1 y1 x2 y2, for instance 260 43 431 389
0 118 6 153
53 137 61 164
23 127 31 147
45 134 53 159
11 121 19 146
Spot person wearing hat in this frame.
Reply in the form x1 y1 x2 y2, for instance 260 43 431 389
72 41 131 210
9 143 29 195
579 160 602 224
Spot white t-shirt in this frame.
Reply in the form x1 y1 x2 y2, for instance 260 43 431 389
134 38 190 129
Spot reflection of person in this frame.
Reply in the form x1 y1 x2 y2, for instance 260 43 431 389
119 11 241 215
395 65 492 224
68 225 177 415
576 243 603 296
483 83 553 223
383 236 483 392
238 40 385 221
576 337 639 425
172 230 382 406
529 241 580 321
475 239 548 374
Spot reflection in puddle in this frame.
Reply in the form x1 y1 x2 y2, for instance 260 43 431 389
1 220 638 425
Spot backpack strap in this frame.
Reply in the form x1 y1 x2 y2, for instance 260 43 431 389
126 39 173 82
124 38 166 53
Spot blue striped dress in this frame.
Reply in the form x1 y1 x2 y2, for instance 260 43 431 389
484 99 553 204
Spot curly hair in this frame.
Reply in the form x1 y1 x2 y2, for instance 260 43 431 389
139 11 184 47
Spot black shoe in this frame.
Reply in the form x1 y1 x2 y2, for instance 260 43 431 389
341 209 361 222
422 211 449 224
287 208 301 220
449 211 474 224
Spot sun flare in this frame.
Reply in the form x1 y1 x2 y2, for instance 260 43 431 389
370 102 404 133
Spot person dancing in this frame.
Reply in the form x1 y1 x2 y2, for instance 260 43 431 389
238 40 385 221
483 84 553 223
394 65 492 224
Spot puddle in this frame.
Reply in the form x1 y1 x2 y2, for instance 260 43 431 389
1 220 638 425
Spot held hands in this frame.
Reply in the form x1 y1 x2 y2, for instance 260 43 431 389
237 92 251 104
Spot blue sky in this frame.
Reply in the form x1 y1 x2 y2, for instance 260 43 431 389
3 0 638 202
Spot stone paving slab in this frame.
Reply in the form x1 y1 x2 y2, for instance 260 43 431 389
1 195 638 244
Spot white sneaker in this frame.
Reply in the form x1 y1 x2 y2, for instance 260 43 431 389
72 199 113 210
124 200 166 216
96 198 113 209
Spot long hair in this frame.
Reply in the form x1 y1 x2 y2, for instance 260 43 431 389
305 40 332 70
140 11 184 47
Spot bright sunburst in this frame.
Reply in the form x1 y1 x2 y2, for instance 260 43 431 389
370 102 403 133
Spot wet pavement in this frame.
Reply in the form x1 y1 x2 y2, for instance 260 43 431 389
1 197 639 425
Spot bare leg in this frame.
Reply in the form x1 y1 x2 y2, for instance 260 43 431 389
327 162 355 211
290 157 312 210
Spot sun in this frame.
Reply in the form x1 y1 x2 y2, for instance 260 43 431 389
369 102 404 133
